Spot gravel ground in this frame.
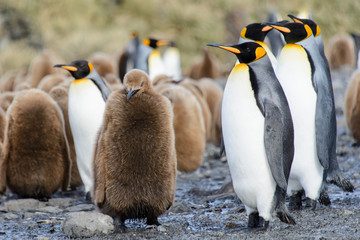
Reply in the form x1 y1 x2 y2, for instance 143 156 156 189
0 67 359 240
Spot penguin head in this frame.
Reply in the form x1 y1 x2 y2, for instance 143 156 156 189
124 69 152 101
207 42 266 64
240 23 273 42
270 22 313 43
288 14 321 37
143 38 170 49
54 60 94 79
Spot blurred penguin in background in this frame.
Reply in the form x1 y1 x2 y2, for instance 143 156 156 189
143 37 170 81
0 89 71 200
163 41 182 81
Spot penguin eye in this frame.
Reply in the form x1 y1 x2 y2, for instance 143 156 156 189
140 82 144 87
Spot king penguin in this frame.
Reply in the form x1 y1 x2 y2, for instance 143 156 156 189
271 22 334 209
163 41 182 81
54 60 110 198
238 22 278 69
92 69 176 230
207 41 295 229
285 16 354 192
142 38 170 81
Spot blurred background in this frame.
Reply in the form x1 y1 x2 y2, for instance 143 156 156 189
0 0 359 74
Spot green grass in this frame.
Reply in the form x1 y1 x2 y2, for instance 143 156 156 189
1 0 360 74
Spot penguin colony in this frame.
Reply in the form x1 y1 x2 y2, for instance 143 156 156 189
0 10 356 233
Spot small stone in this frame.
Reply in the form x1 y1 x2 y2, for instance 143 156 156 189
47 198 76 208
61 212 115 238
344 209 354 216
66 204 95 212
157 225 167 232
37 206 63 214
1 213 19 220
2 199 41 212
37 237 51 240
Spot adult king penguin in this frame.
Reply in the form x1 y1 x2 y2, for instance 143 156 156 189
143 38 170 81
54 60 110 198
286 15 354 192
238 22 278 69
207 41 295 229
271 22 333 209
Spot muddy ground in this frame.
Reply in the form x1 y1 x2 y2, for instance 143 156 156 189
0 67 359 239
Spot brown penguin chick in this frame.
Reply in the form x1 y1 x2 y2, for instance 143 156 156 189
27 50 67 88
49 86 83 189
92 69 177 230
14 81 31 92
345 69 360 142
327 33 355 70
0 91 17 112
88 52 116 77
157 83 206 172
186 47 221 80
37 74 66 93
197 78 224 146
103 73 120 86
0 108 6 143
178 78 212 141
0 89 71 200
109 83 124 92
0 71 17 93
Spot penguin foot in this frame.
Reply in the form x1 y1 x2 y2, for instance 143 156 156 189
288 192 303 210
319 190 331 206
276 211 296 225
147 216 161 226
114 216 126 232
310 199 317 210
327 173 354 192
248 212 262 228
38 196 50 202
85 192 92 203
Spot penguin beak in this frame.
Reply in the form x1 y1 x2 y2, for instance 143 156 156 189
53 64 78 72
207 43 240 54
271 25 291 33
156 40 170 47
127 88 140 101
288 14 303 23
262 25 273 32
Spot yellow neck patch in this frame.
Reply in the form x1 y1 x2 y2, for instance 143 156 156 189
233 63 249 73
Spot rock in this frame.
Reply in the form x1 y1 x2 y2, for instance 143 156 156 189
37 206 63 214
157 225 167 232
168 201 193 214
66 204 95 212
48 198 76 208
61 212 115 238
1 212 19 220
1 199 43 212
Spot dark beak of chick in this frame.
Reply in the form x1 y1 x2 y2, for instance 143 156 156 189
127 88 140 101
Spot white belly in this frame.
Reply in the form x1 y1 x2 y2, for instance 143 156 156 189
149 50 166 81
222 64 276 220
276 44 324 199
68 79 106 192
